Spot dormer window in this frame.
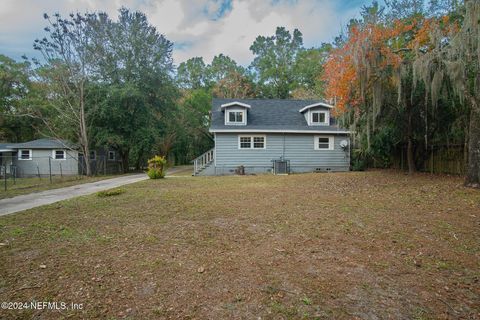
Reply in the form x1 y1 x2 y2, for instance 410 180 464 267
222 101 250 126
227 110 244 124
311 111 329 125
224 108 247 125
298 102 333 126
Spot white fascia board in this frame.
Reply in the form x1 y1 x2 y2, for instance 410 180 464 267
299 102 334 113
220 102 252 109
209 129 350 134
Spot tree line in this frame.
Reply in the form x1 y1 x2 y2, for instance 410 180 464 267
0 0 478 186
323 0 479 187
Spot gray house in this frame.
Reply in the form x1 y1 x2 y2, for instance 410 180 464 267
0 138 123 177
0 139 79 177
193 99 351 175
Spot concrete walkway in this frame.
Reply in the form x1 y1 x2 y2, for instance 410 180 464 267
0 174 148 216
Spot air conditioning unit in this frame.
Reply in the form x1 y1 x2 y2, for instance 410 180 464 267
272 159 290 175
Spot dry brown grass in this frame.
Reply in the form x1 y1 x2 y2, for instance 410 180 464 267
0 170 479 319
0 175 124 200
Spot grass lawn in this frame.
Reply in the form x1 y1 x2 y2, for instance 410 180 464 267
0 175 127 200
167 165 193 177
0 171 479 319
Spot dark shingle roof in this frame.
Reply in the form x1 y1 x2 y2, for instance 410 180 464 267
210 98 349 132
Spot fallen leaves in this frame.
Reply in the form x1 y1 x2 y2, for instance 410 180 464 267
0 171 478 319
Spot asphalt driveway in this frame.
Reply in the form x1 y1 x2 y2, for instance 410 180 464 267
0 174 148 216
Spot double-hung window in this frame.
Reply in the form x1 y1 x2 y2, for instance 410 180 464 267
108 151 115 161
239 136 251 149
239 135 266 149
18 149 32 160
253 136 265 149
53 150 66 160
314 136 334 150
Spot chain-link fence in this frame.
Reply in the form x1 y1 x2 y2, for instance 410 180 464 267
0 153 123 193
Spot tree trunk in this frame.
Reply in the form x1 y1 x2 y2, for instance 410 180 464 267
79 84 91 176
366 109 371 151
465 103 480 187
121 149 129 173
464 123 469 170
406 101 416 174
80 144 91 176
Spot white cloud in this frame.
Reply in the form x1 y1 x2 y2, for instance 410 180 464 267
0 0 366 65
146 0 365 65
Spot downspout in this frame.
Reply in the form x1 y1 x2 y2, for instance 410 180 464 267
214 132 217 175
282 132 286 160
348 135 351 170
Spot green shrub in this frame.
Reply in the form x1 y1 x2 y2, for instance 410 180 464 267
352 158 367 171
147 155 167 179
351 148 369 171
370 126 397 168
97 188 125 197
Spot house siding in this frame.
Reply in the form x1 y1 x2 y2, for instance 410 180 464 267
13 149 79 177
213 133 350 175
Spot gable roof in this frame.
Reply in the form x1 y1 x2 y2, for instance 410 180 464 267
210 98 350 133
220 101 251 109
298 102 334 113
0 139 76 150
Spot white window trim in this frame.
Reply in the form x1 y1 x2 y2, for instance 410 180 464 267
299 102 334 113
314 135 334 150
309 110 329 126
18 149 32 160
238 135 266 150
221 101 251 109
108 151 116 161
89 150 96 160
52 149 66 160
225 109 246 125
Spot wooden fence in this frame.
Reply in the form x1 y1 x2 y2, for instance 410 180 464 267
391 144 466 175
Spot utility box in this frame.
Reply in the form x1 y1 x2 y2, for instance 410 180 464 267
272 159 290 175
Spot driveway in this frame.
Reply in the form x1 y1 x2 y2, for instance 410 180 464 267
0 174 148 216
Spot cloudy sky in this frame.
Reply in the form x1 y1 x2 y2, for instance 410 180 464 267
0 0 375 66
